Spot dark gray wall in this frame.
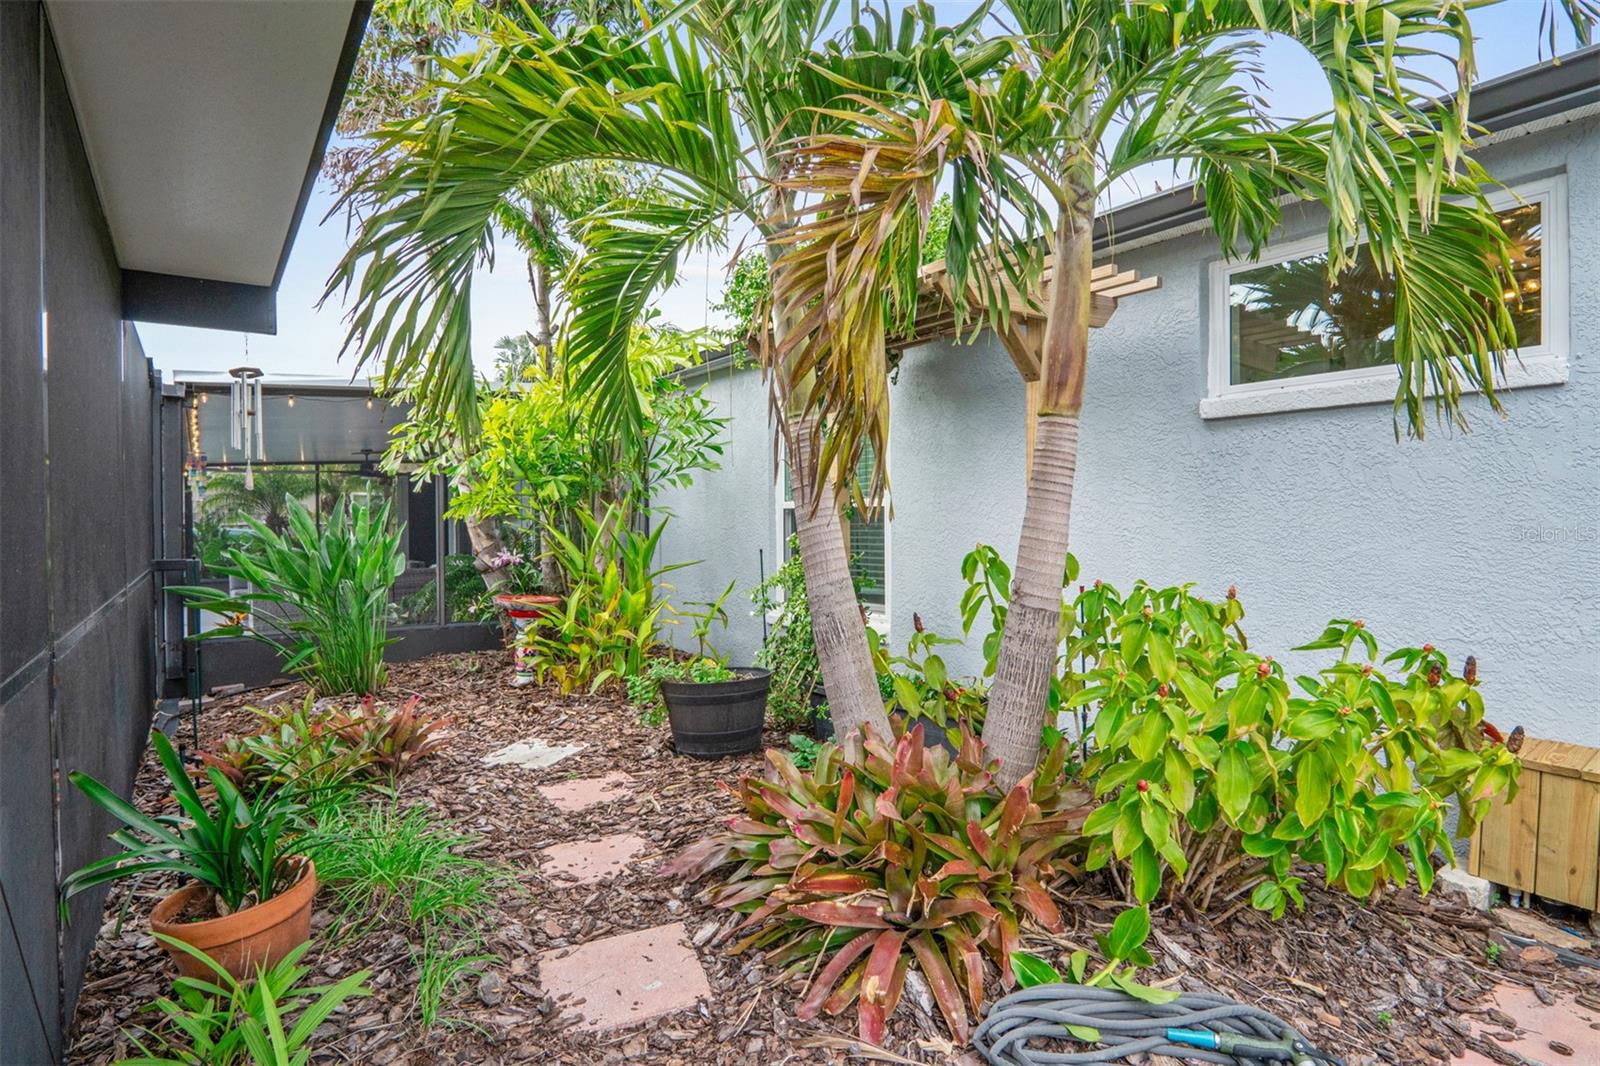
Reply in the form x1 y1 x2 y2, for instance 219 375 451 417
1 4 159 1060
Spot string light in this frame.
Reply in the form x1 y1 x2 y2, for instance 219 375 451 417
287 394 297 408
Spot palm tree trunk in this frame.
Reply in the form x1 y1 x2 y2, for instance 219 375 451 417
788 413 891 746
528 255 554 372
982 202 1093 790
464 511 512 594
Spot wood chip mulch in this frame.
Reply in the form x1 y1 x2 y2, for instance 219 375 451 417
66 648 1600 1065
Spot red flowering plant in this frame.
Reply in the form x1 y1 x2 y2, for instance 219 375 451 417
666 726 1092 1044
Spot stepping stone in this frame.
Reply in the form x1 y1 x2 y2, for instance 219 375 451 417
538 772 634 813
540 833 649 885
540 922 710 1032
1453 983 1600 1064
482 738 583 770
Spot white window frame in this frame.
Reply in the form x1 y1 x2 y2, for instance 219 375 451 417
774 444 891 636
1200 174 1569 420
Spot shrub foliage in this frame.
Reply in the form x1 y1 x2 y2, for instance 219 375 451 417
1070 582 1522 915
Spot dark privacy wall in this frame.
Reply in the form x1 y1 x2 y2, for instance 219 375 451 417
1 3 158 1060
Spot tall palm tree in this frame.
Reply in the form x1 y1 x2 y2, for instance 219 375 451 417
767 0 1594 787
326 3 1005 740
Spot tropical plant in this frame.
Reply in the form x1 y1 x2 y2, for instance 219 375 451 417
667 726 1092 1044
753 539 820 728
1009 904 1174 1012
173 498 404 696
519 503 687 691
765 0 1596 789
681 579 738 661
201 699 362 801
64 731 306 917
883 622 989 745
119 938 370 1066
324 696 453 784
1070 584 1523 916
325 4 1019 743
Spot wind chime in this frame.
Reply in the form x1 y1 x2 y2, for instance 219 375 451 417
228 364 266 488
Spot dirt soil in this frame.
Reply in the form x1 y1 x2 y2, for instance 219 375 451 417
67 649 1600 1065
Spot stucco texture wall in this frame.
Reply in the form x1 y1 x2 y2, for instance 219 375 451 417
658 117 1598 748
652 361 776 669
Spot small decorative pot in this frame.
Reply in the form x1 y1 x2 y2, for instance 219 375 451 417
661 668 771 758
493 594 562 687
150 858 317 980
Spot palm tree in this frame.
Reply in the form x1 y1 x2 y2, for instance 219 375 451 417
326 3 1003 741
201 469 317 534
767 0 1594 787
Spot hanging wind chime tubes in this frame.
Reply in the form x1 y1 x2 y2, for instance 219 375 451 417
227 365 265 488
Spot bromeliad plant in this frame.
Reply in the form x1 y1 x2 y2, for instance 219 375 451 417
1071 584 1522 916
668 727 1092 1044
203 695 450 798
64 731 306 917
174 498 405 696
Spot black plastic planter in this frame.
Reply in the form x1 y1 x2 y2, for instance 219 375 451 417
661 668 771 758
809 682 834 740
890 712 960 755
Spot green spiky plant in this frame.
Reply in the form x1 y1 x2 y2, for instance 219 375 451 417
173 498 404 696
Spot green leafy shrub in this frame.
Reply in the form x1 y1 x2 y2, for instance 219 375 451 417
667 727 1092 1044
1071 582 1522 915
882 617 988 743
64 731 306 916
301 800 509 1028
397 552 498 625
173 498 404 696
754 538 820 728
1010 904 1177 1014
122 938 370 1065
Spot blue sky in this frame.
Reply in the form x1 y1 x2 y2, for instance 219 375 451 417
142 2 1591 381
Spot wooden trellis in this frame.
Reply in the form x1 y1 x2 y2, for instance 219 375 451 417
888 258 1162 471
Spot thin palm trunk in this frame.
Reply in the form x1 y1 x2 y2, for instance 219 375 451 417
464 511 513 594
982 203 1093 789
788 413 891 745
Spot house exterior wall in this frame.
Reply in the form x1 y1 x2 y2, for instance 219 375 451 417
0 5 159 1059
656 115 1598 749
654 361 777 669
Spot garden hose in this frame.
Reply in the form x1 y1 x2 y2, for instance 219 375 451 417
973 985 1347 1066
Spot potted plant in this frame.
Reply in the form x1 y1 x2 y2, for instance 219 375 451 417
647 582 771 757
63 730 316 980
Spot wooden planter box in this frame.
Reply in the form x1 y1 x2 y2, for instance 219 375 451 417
1470 736 1600 910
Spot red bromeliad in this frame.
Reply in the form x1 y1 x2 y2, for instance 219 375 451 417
666 726 1091 1044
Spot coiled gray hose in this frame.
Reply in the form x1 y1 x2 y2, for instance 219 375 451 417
973 985 1342 1066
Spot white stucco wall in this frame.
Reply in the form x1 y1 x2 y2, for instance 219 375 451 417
653 360 775 669
656 115 1600 746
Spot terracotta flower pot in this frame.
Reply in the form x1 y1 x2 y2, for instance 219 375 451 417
150 858 317 980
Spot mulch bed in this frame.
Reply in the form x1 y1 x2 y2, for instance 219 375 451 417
67 648 1600 1065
